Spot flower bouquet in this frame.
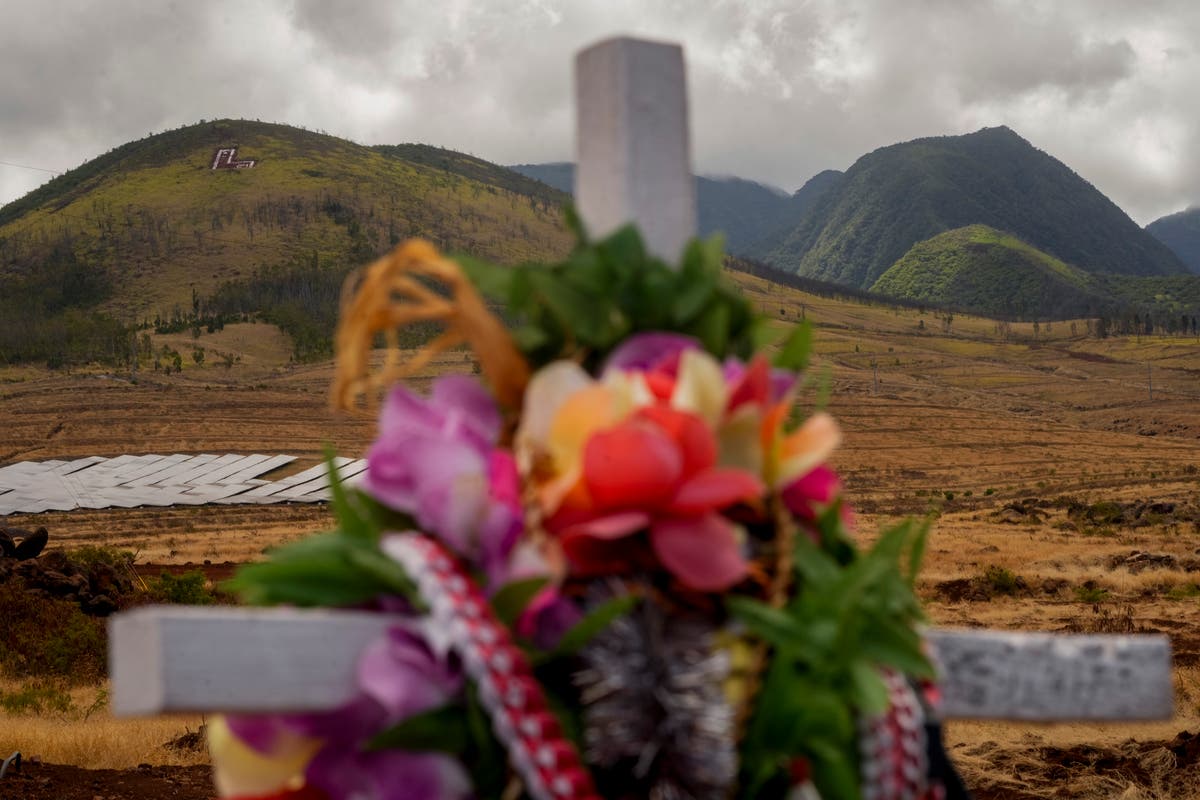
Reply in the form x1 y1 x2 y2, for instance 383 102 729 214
209 219 964 800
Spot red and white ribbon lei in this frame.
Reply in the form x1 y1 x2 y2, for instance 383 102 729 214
858 669 938 800
382 534 601 800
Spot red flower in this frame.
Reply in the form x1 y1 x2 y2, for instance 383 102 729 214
548 406 763 591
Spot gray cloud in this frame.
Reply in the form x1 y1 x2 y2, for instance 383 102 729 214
1 0 1197 224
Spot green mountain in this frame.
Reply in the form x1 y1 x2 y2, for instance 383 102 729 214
506 162 573 194
871 225 1109 317
507 162 841 254
757 126 1188 289
782 169 844 220
1147 207 1200 273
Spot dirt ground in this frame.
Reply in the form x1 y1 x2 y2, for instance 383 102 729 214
0 762 212 800
2 286 1199 798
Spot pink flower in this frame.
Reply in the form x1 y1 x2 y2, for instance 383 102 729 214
781 463 854 528
365 376 521 585
602 332 700 375
214 625 470 800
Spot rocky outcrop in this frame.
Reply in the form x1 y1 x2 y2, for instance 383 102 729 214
0 531 134 616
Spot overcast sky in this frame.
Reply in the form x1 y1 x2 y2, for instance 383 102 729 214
2 0 1197 224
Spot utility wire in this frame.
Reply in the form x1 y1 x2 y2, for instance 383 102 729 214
0 159 61 175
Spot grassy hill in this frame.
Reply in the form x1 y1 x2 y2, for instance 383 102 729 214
1147 207 1200 274
0 119 573 364
870 224 1200 323
756 126 1188 289
870 225 1109 318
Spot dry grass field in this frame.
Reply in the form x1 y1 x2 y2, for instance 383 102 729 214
1 274 1198 798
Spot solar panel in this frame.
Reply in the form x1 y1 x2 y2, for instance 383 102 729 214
0 454 364 514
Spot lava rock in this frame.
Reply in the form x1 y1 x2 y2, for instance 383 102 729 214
83 594 118 616
88 562 131 597
36 570 78 596
14 527 48 560
38 550 76 575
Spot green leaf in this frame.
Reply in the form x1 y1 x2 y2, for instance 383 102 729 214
672 235 723 323
558 249 609 295
562 204 588 243
907 517 932 584
597 225 646 271
226 564 384 607
757 676 853 755
527 270 605 343
728 596 807 646
689 301 731 355
740 643 799 782
489 576 549 628
847 659 889 714
791 532 844 586
866 520 912 569
540 594 638 661
512 324 551 353
463 683 508 794
774 320 813 371
858 622 934 679
223 525 419 608
367 703 469 752
455 254 514 299
352 489 419 534
509 268 533 307
326 449 374 544
807 738 863 800
671 274 714 324
626 267 675 330
253 529 348 559
344 546 421 605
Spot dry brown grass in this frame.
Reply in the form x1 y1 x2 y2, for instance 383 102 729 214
3 277 1200 792
0 680 206 769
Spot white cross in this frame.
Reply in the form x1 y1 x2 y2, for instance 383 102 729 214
109 37 1172 725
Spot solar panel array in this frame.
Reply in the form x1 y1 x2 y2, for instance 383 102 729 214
0 454 368 515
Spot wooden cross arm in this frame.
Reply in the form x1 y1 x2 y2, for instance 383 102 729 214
110 607 1174 721
924 628 1174 721
110 606 403 715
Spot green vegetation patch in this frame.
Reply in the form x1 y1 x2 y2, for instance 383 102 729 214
0 582 106 683
871 225 1109 319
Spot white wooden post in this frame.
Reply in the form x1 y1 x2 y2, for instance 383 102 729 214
575 37 696 263
108 36 1174 725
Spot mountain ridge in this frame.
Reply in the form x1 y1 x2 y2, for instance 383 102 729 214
1147 207 1200 274
507 162 841 254
754 126 1187 288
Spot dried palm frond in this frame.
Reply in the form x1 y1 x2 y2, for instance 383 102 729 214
331 239 530 414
